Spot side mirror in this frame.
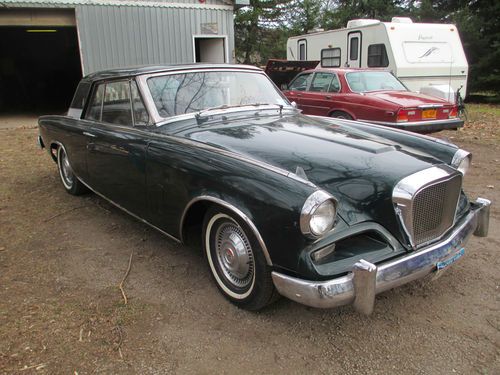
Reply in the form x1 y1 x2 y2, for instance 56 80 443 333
280 83 288 90
291 101 297 109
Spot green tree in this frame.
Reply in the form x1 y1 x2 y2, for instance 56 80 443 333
234 0 292 64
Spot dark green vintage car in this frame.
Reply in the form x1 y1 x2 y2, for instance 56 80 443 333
38 64 490 314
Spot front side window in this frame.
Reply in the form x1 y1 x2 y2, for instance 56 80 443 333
346 71 407 93
368 44 389 67
147 71 287 118
289 73 313 91
321 48 341 68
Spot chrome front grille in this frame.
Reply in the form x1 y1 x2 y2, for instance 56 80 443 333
393 165 463 249
411 175 462 246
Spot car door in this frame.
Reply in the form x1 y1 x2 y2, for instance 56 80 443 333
84 79 150 218
283 72 313 108
299 72 341 116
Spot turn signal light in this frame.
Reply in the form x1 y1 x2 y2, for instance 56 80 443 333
448 106 458 118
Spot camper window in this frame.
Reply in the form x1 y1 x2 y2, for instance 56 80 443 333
368 44 389 67
321 48 341 68
298 39 307 60
350 37 359 60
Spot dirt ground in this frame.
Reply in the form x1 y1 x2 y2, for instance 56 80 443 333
0 106 499 374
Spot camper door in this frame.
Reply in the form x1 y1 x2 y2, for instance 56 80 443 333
347 32 361 68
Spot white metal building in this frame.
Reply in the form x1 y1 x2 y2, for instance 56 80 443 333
0 0 247 112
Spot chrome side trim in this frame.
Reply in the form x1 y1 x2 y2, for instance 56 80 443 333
180 196 273 266
272 198 490 313
77 178 182 243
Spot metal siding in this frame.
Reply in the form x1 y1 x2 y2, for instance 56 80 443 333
76 5 234 74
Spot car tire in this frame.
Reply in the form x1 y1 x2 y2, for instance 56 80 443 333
202 206 278 311
330 111 353 120
57 145 88 196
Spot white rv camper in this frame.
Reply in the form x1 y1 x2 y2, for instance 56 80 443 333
286 17 468 101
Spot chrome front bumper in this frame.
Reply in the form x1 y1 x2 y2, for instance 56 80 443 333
272 198 491 314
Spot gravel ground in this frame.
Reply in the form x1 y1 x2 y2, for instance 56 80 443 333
0 106 498 374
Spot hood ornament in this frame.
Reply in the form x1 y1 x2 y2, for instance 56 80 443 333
295 166 309 180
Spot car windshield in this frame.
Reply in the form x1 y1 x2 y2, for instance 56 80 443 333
147 71 288 118
345 71 407 93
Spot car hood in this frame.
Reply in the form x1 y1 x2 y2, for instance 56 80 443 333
367 91 450 108
176 113 444 241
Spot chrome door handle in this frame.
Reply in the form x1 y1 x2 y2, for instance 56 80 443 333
83 131 97 138
325 96 332 99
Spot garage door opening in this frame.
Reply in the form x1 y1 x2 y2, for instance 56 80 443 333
194 36 227 63
0 10 82 115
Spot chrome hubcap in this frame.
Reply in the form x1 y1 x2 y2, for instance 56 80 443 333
60 150 74 186
215 222 254 288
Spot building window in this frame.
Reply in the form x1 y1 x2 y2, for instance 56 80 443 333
368 44 389 67
350 37 359 60
321 48 341 68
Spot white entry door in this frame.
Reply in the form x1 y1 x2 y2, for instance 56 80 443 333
347 31 361 68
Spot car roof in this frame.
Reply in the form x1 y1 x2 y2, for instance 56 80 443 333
82 64 263 82
301 67 390 74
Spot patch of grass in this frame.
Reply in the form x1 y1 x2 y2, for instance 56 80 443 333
466 104 500 116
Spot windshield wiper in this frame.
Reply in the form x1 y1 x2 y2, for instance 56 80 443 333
195 103 289 124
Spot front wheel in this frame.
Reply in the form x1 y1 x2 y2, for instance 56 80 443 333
202 207 278 310
57 146 87 195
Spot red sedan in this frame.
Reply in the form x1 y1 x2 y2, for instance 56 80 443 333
282 68 463 132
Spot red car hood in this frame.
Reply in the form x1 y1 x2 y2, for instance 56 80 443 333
367 91 451 108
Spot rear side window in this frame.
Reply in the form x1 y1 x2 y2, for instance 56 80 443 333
70 82 91 110
84 83 104 121
368 44 389 67
321 48 341 68
102 81 133 126
310 73 334 92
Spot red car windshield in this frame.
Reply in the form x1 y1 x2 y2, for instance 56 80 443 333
345 71 407 93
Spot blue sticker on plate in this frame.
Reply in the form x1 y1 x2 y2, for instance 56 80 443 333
436 248 465 270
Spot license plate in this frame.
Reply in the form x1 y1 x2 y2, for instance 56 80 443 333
436 247 465 271
422 109 437 119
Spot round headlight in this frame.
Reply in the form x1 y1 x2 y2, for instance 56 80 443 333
310 200 336 236
300 190 337 238
451 149 471 175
